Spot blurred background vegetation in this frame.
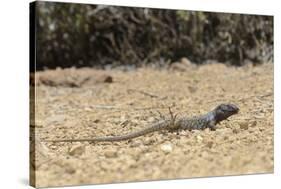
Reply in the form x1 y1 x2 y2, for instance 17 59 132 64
34 1 273 69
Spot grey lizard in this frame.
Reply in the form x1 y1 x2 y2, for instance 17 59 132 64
45 103 239 143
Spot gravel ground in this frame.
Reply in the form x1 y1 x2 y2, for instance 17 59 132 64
31 63 273 187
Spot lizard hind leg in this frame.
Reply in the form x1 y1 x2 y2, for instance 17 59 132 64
208 120 216 131
168 107 179 130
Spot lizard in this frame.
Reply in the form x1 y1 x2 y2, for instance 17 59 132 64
45 103 239 143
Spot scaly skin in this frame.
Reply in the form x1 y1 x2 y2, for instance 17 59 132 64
45 103 239 143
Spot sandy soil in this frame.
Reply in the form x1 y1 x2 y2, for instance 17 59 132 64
31 63 273 187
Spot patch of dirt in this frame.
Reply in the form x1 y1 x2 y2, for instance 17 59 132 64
32 63 273 187
33 67 113 87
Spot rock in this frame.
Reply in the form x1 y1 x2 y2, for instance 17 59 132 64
239 121 249 130
206 141 214 148
170 62 187 72
179 130 189 136
104 150 117 158
50 145 58 150
181 57 192 66
130 140 142 148
191 130 201 134
250 120 257 127
93 119 100 123
143 138 154 145
160 143 173 153
68 145 85 156
170 57 194 71
147 117 156 122
196 135 203 142
254 114 265 119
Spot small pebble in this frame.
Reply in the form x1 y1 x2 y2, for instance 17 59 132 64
239 121 249 130
68 145 85 156
93 119 100 123
147 117 155 122
170 62 187 72
100 75 113 83
250 120 257 127
160 143 173 153
50 145 58 150
104 150 117 158
130 140 142 148
143 138 154 145
196 135 203 142
254 114 265 119
180 130 189 135
181 57 192 66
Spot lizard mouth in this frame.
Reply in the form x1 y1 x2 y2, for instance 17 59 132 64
230 104 239 114
217 103 239 115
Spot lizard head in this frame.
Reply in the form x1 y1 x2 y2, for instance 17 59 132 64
213 103 239 123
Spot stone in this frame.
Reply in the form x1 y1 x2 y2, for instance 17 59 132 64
196 135 203 142
68 145 85 156
104 150 118 158
181 57 192 66
160 143 173 153
239 121 249 130
170 62 187 72
143 138 154 145
250 120 257 127
97 74 113 83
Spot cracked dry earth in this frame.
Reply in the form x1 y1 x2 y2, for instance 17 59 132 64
31 63 273 187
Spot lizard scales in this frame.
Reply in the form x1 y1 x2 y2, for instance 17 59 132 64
46 103 239 143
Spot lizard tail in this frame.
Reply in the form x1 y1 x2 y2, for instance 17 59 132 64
45 120 170 142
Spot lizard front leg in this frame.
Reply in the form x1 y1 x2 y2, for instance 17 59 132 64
167 107 180 130
208 120 216 131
